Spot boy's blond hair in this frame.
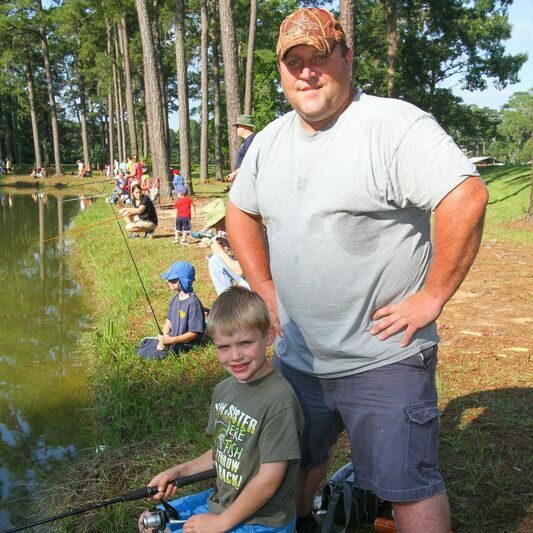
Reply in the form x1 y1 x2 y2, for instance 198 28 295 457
206 287 271 338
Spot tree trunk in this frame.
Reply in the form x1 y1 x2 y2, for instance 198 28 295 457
107 91 115 168
111 25 123 163
106 21 115 167
13 111 22 165
114 25 127 159
383 0 398 97
24 51 42 168
119 15 138 156
210 1 223 181
139 74 149 158
0 97 13 162
74 54 90 168
199 0 209 183
339 0 355 54
143 116 149 158
38 0 63 176
175 0 193 193
152 0 170 157
244 0 258 115
136 0 170 198
218 0 242 168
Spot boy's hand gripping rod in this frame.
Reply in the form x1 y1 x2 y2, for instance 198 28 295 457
1 468 217 533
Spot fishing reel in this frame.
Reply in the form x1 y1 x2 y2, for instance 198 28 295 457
142 499 186 532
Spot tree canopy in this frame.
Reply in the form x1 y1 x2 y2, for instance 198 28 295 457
0 0 528 187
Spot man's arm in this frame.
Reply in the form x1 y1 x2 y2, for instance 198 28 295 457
226 201 281 334
184 461 288 533
371 175 488 347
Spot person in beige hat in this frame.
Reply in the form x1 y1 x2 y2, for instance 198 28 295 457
198 198 250 295
226 6 488 533
226 114 256 184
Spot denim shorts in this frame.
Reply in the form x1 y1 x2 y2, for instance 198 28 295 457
175 216 191 232
138 489 296 533
273 347 446 502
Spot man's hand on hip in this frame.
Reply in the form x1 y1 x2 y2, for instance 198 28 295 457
370 288 443 347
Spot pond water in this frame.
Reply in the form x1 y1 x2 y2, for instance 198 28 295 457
0 191 96 529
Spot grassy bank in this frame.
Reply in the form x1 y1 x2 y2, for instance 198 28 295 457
37 167 531 532
480 164 532 243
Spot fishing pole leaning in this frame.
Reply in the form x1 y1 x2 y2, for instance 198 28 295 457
103 180 163 334
0 469 216 533
40 214 123 244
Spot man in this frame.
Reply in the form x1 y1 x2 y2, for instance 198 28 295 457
226 7 488 533
226 114 256 183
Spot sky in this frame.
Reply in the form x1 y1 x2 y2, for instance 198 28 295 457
441 0 533 109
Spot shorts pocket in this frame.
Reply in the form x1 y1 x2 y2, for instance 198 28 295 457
405 402 441 468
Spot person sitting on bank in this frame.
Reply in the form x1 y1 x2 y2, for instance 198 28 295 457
202 198 250 295
137 261 206 360
138 286 303 533
120 184 158 238
31 167 48 179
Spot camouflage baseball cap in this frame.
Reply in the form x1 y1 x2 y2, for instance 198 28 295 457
276 8 347 61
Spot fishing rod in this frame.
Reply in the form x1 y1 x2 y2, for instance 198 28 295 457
40 214 123 244
0 468 217 533
53 177 112 189
102 180 163 334
61 193 109 203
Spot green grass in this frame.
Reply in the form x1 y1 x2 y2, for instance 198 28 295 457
480 164 532 243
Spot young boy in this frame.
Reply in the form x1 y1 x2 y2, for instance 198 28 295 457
138 287 303 532
173 186 195 245
137 261 205 360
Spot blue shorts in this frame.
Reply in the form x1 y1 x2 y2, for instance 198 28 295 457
141 489 296 533
175 217 191 232
273 347 446 502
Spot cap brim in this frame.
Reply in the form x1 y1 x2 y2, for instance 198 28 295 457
160 271 172 280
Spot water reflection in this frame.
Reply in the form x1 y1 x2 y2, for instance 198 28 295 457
0 192 95 528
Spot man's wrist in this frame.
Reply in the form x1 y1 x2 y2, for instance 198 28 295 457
421 284 449 309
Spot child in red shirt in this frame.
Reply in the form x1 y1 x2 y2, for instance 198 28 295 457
173 187 195 244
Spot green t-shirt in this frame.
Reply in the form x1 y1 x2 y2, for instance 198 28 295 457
206 368 304 527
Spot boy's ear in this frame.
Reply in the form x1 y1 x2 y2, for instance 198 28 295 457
265 326 276 346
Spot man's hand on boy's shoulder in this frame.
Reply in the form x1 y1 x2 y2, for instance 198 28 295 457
184 513 225 533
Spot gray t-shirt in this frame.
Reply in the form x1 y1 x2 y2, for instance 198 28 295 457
206 368 303 527
229 91 479 377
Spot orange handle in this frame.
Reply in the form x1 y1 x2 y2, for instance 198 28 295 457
374 517 398 532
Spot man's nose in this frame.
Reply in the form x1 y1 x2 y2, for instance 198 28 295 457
300 65 318 80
